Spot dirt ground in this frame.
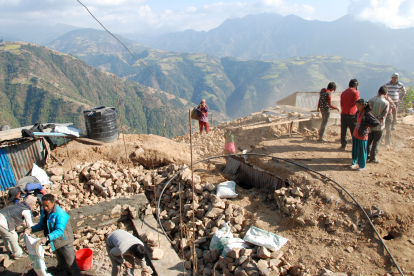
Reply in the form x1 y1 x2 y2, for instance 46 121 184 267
173 114 414 275
227 117 414 275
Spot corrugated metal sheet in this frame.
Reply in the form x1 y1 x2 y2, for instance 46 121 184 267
0 139 46 191
0 148 16 191
224 157 286 190
277 92 341 111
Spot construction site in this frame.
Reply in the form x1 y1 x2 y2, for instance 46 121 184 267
0 101 413 276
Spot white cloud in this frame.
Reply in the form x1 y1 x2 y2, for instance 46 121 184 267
349 0 414 28
0 0 315 35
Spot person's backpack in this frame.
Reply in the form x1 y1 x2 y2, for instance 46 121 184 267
190 108 199 120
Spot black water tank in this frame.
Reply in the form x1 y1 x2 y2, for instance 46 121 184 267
83 106 118 143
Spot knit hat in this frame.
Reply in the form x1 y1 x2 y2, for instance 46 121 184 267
8 187 20 201
378 85 388 95
392 72 399 78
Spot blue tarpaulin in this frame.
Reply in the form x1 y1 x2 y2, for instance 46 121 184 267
0 148 16 191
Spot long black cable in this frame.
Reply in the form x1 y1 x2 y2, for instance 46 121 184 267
75 0 178 96
156 153 404 276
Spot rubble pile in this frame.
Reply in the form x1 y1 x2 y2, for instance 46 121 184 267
174 114 293 157
153 168 298 276
46 161 159 210
274 186 312 216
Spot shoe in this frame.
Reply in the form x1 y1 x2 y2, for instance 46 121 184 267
350 164 358 169
13 253 28 260
358 167 367 171
370 159 380 164
318 138 327 142
391 126 396 130
340 146 346 151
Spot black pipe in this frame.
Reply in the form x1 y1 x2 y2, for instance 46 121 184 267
156 153 404 276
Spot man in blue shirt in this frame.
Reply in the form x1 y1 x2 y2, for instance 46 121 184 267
26 194 81 276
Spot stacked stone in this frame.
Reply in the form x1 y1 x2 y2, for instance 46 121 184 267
274 186 312 216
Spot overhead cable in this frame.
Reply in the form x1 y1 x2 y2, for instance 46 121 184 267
75 0 178 95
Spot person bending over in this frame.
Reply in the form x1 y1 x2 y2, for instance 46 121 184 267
106 229 149 276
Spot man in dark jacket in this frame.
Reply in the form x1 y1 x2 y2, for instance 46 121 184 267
0 196 36 259
26 194 81 276
8 176 46 207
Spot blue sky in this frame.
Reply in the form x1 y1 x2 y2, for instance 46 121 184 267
0 0 413 34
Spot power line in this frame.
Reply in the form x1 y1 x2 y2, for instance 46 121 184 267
75 0 177 96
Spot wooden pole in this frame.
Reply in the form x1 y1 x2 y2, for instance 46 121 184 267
163 117 166 137
63 137 73 170
189 110 197 276
114 75 128 161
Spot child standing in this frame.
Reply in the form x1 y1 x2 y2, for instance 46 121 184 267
351 99 380 171
224 129 236 154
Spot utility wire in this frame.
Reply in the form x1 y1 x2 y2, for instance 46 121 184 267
75 0 177 96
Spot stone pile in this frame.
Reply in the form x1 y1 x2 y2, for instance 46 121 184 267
274 186 312 216
173 114 292 157
46 160 164 211
152 169 294 275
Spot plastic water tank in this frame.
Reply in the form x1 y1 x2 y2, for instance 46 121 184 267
83 106 118 143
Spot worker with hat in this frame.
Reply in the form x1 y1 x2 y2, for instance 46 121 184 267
0 195 37 259
8 176 46 208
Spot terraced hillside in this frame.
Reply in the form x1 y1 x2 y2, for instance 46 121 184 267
0 42 195 137
47 29 414 118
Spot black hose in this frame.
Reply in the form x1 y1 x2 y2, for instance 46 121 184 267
156 153 404 276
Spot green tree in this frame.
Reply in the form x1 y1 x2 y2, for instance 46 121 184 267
402 84 414 109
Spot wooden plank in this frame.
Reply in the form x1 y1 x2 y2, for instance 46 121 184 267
73 137 105 145
131 215 187 276
240 118 311 130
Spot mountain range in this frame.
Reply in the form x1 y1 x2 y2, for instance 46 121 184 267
45 28 414 118
129 13 414 72
0 42 198 137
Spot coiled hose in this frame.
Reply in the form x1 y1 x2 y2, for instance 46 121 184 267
156 153 404 276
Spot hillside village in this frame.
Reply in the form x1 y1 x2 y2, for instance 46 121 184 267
1 4 414 276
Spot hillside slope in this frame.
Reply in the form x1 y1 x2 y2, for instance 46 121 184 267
134 13 414 72
46 29 414 118
0 42 193 137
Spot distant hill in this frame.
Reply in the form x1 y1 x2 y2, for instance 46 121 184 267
0 42 195 138
46 28 414 118
132 13 414 72
0 24 80 45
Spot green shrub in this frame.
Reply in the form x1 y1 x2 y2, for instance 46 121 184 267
402 84 414 108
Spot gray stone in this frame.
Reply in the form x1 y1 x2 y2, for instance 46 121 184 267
206 208 224 218
257 247 271 259
257 260 270 276
227 248 240 259
291 187 304 197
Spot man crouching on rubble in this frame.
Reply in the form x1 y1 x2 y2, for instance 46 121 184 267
106 229 149 276
25 194 81 276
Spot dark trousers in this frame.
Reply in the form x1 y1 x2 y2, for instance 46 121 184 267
367 130 384 161
318 109 330 138
384 113 393 146
341 114 356 148
55 243 82 276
